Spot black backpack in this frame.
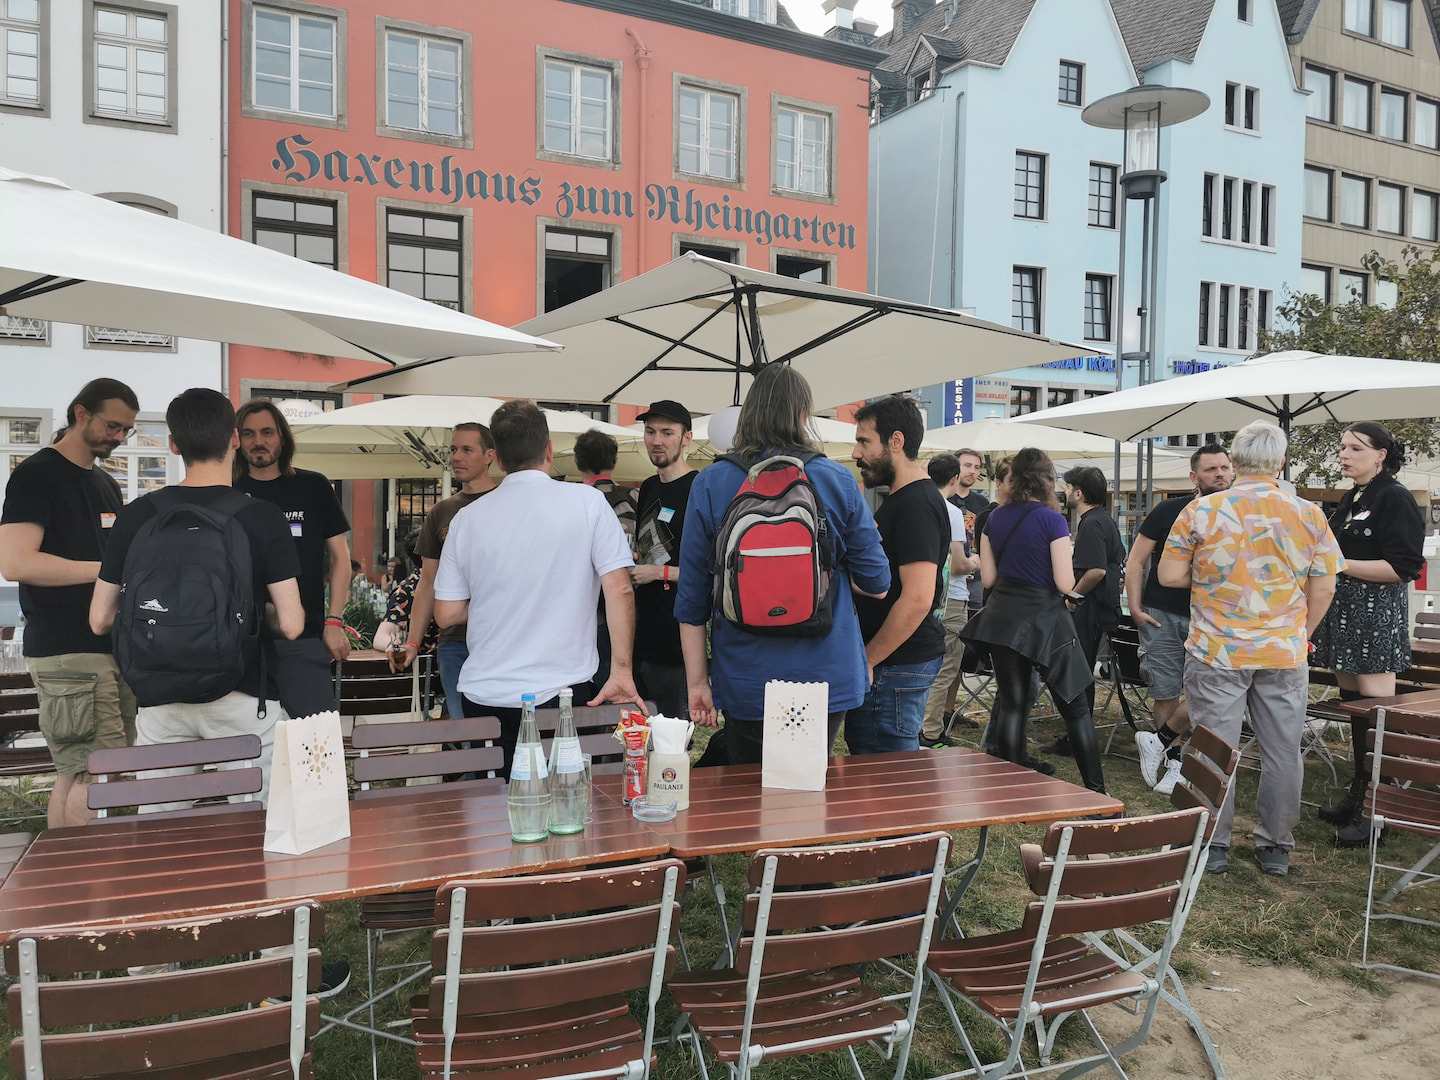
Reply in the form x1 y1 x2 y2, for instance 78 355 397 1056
114 489 259 708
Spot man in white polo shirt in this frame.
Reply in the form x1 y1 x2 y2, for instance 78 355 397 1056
433 399 643 777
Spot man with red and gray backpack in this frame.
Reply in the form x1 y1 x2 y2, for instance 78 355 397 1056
847 394 951 755
674 366 890 765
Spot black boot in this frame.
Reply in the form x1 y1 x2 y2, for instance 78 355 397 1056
1319 715 1367 825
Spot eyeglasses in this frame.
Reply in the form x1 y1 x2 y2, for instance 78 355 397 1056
99 420 135 439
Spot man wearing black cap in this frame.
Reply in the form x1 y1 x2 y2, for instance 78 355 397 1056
629 400 696 718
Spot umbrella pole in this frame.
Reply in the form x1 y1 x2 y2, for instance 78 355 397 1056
386 479 396 565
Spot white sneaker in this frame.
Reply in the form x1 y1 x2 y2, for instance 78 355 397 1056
1136 730 1166 788
1153 755 1184 797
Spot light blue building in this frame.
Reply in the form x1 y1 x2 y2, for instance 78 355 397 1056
867 0 1307 436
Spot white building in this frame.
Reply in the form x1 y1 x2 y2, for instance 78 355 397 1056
0 0 222 615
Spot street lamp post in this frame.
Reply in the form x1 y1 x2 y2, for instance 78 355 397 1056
1082 86 1208 533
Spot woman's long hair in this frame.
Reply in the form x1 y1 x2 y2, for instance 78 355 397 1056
730 364 821 466
1006 447 1059 508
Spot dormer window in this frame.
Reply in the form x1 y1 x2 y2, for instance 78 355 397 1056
712 0 777 23
913 69 932 102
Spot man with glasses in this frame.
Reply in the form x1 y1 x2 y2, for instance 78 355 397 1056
0 378 140 828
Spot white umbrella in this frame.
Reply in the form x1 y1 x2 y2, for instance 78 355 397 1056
291 395 638 470
337 253 1088 412
0 166 557 363
1009 350 1440 441
923 416 1155 459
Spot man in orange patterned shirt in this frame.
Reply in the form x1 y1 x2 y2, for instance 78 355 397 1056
1160 420 1343 878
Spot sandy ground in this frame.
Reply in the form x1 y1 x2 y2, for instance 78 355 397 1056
1092 962 1440 1078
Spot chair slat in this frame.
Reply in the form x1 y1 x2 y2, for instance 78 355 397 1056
1026 846 1193 898
746 832 944 887
354 747 502 785
735 916 925 975
444 949 672 1015
1178 751 1228 810
87 768 262 812
1027 886 1183 938
87 802 264 826
1040 808 1204 858
88 735 260 778
435 861 684 923
1374 709 1440 739
351 716 501 749
435 904 678 971
740 876 933 933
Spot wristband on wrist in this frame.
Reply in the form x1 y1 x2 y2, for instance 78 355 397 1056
405 641 420 651
324 615 344 626
662 565 670 583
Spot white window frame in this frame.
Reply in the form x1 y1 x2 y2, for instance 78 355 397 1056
0 412 50 494
542 56 613 163
251 3 337 119
95 416 181 504
0 314 47 343
677 83 740 182
1203 172 1277 249
384 28 461 138
1 0 44 112
1200 280 1272 354
712 0 776 22
774 102 832 199
89 2 171 125
1224 81 1260 133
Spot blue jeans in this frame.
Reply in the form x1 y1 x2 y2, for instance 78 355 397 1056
435 639 469 720
844 657 944 755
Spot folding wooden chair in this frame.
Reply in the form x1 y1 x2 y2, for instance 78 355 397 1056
1099 620 1154 756
927 807 1209 1080
668 832 950 1080
86 734 264 822
336 716 506 1077
334 653 437 755
410 859 686 1079
5 900 324 1080
1359 706 1440 981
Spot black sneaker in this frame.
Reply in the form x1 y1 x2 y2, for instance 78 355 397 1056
1042 735 1073 756
264 959 351 1005
1022 756 1057 776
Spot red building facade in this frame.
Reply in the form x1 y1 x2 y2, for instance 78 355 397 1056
226 0 879 565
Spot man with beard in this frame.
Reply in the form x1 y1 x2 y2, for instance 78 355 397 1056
629 401 696 719
0 379 139 827
234 400 351 717
396 424 497 719
846 394 950 754
1059 466 1125 736
1128 442 1232 793
952 449 989 615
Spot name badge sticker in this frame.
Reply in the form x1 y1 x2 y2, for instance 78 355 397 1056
99 513 116 529
658 507 675 523
290 523 304 537
1351 510 1371 521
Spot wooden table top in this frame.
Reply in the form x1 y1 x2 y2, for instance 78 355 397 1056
0 781 668 935
1338 687 1440 717
614 747 1124 858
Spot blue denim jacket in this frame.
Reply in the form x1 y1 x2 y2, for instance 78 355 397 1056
674 454 890 718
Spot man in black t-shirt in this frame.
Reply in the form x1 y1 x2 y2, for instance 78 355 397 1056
951 448 989 611
89 390 304 807
0 378 139 828
1063 467 1126 721
629 400 697 719
847 395 950 755
234 400 352 717
1125 443 1232 792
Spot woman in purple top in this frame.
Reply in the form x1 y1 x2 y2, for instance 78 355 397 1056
960 449 1107 793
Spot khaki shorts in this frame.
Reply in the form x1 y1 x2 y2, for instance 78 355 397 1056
27 653 137 778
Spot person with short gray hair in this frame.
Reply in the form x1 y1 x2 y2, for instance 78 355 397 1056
1158 420 1343 877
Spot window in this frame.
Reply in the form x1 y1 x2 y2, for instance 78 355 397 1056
677 242 735 262
678 85 738 181
1202 173 1215 237
1058 60 1083 106
1224 83 1259 131
1009 385 1039 417
252 193 337 267
1087 162 1116 228
1300 265 1330 303
1261 184 1275 246
1222 177 1235 239
774 105 829 196
253 6 335 118
1381 0 1410 48
1304 66 1333 122
1011 266 1042 333
1305 167 1333 220
1343 78 1372 131
544 59 612 160
1345 0 1374 35
0 314 46 340
1258 289 1272 335
774 254 829 283
1217 285 1231 349
1238 287 1253 350
1338 270 1367 303
1237 0 1251 21
97 421 178 503
1340 174 1370 227
385 30 460 136
1 0 41 107
92 5 169 122
1377 182 1404 234
1083 274 1112 342
1416 98 1438 149
386 210 461 310
1376 279 1398 309
1380 89 1406 140
1413 189 1438 241
1205 174 1275 247
1047 388 1077 410
1199 282 1211 346
911 69 931 102
1241 180 1254 244
544 229 610 312
86 325 172 348
1013 152 1045 219
0 416 42 480
712 0 776 22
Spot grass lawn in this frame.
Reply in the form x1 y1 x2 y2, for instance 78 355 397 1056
3 702 1438 1079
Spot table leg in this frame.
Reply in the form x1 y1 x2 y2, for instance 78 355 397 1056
938 825 988 939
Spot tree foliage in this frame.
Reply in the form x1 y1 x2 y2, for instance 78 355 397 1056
1258 245 1440 484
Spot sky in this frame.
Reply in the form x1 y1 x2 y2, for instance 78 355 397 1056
784 0 895 35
